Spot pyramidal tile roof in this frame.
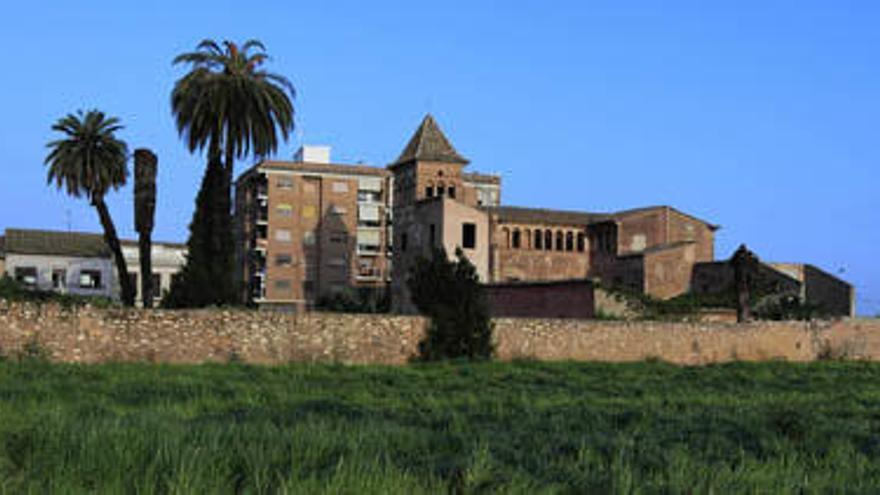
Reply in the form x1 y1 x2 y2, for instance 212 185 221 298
391 114 469 167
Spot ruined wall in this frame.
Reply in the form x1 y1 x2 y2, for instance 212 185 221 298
643 243 697 299
484 280 594 319
804 265 855 317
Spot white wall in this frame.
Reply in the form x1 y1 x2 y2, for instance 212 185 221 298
3 253 116 299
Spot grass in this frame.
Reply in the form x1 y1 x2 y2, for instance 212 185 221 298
2 360 880 492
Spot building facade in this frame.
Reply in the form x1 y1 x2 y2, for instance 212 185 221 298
0 228 186 306
234 149 395 310
233 114 854 316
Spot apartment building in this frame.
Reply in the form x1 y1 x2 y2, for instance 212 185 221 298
234 147 395 310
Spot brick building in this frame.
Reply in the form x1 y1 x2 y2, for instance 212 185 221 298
234 114 854 316
234 148 395 310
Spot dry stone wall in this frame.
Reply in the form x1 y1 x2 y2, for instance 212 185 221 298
1 300 878 365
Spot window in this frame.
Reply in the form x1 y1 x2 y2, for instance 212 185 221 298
332 181 349 193
512 229 521 249
276 204 293 217
358 190 381 202
437 184 445 196
577 233 586 252
277 177 294 189
448 186 456 199
462 223 476 249
425 186 434 198
79 270 102 289
15 267 38 287
52 269 67 290
556 231 564 251
275 229 292 242
330 205 347 215
151 273 162 296
275 279 292 290
534 231 543 250
276 254 293 266
545 230 552 250
302 205 317 219
566 232 574 252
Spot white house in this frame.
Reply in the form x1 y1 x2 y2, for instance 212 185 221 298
0 228 186 306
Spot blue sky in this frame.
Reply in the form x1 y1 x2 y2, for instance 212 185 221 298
0 1 877 315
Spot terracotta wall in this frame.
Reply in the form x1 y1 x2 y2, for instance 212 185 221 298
484 280 594 319
2 300 878 365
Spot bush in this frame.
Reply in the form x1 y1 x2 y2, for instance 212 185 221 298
0 275 117 309
407 247 493 361
316 287 390 314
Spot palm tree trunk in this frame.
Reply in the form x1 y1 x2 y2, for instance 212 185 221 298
93 197 135 306
139 233 153 308
134 149 158 308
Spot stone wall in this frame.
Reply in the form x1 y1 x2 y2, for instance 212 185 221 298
1 300 879 365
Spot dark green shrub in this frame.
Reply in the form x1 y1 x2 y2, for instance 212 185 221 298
407 247 493 361
316 287 390 314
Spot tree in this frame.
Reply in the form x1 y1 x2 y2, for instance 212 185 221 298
162 157 232 307
134 148 158 307
168 39 295 306
407 247 494 361
44 110 135 306
732 244 759 323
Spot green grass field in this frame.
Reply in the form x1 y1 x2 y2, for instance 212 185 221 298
2 359 880 493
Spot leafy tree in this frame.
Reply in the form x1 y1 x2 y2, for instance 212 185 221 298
168 39 295 306
133 148 158 307
44 110 135 306
407 247 494 361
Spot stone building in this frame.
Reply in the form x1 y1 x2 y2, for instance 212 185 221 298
0 228 186 306
233 114 854 316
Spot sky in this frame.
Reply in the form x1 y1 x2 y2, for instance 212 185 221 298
0 1 877 315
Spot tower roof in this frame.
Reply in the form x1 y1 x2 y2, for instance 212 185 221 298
391 114 469 167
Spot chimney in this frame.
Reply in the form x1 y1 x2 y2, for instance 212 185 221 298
294 145 331 164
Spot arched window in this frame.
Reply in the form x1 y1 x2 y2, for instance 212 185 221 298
425 182 434 198
512 229 521 249
577 233 586 252
448 186 456 198
566 232 574 251
436 181 445 197
545 230 552 250
502 227 510 249
556 231 564 251
534 230 543 250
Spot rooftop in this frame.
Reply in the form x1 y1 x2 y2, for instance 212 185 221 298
390 114 469 167
2 228 185 258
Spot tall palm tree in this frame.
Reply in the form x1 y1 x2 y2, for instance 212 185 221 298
171 38 296 195
45 110 136 306
169 39 295 305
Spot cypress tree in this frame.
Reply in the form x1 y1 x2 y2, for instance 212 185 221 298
162 157 236 308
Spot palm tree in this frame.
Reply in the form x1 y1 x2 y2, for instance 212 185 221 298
169 39 295 305
45 110 136 306
171 38 295 196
